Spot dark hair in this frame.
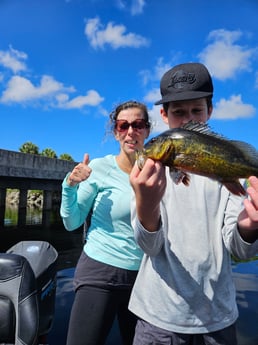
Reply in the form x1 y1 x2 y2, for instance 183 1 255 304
109 100 151 132
162 96 213 113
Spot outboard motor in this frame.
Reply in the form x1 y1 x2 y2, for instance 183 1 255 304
0 241 58 345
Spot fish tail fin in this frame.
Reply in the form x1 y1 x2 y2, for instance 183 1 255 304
223 181 246 196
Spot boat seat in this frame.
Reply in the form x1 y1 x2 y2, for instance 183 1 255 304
7 241 58 337
0 253 39 345
0 241 58 345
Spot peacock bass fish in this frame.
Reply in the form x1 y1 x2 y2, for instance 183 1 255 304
136 121 258 196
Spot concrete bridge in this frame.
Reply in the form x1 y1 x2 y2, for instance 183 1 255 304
0 149 77 228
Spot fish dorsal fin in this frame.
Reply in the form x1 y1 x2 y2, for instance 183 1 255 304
182 121 258 164
182 121 226 140
230 140 258 163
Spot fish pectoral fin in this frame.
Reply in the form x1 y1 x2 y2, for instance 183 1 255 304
223 180 246 196
182 173 190 186
170 168 190 186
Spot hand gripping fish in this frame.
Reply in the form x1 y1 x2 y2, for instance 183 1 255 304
136 121 258 196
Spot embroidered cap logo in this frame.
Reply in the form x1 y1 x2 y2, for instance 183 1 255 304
168 70 196 90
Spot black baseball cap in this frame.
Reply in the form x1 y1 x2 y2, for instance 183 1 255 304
155 62 213 105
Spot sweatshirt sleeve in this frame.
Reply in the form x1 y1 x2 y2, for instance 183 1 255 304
60 173 96 231
222 192 258 260
131 194 164 256
232 227 258 259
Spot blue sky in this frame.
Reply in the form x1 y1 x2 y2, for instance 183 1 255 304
0 0 258 162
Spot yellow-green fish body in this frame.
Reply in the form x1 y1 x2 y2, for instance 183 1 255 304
136 121 258 195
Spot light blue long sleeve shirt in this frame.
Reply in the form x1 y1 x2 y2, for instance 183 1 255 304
60 154 143 271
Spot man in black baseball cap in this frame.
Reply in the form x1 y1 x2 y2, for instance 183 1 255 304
128 61 258 345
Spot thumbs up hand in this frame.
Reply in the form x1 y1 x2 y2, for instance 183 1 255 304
67 153 92 186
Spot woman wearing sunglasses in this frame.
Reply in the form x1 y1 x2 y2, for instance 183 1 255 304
61 100 151 345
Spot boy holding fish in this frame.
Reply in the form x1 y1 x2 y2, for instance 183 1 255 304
129 62 258 344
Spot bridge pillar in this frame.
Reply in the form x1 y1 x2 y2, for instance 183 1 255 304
0 188 6 228
42 190 53 229
18 189 28 227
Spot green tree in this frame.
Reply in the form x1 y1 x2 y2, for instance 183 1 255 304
19 142 39 154
41 148 57 158
59 153 74 161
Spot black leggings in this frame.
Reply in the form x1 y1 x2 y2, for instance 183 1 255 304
66 284 137 345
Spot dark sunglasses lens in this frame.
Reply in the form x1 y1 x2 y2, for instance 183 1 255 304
116 119 147 132
121 122 130 130
132 120 146 129
117 121 129 131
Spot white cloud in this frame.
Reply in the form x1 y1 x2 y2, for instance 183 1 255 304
84 17 150 49
140 57 174 86
115 0 126 10
0 75 73 103
131 0 145 15
0 74 104 110
115 0 146 15
140 56 184 114
145 104 167 134
144 88 160 104
212 94 256 120
0 45 105 111
199 29 256 80
255 71 258 89
0 46 27 73
61 90 104 109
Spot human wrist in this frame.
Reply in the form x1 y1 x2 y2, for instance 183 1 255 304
138 206 161 232
67 174 77 187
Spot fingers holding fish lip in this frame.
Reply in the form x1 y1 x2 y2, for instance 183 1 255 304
131 158 166 189
243 198 258 225
246 177 258 213
242 177 258 226
248 176 258 191
130 158 166 211
140 159 165 182
132 158 157 179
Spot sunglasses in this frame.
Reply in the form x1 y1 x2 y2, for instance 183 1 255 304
115 119 149 132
